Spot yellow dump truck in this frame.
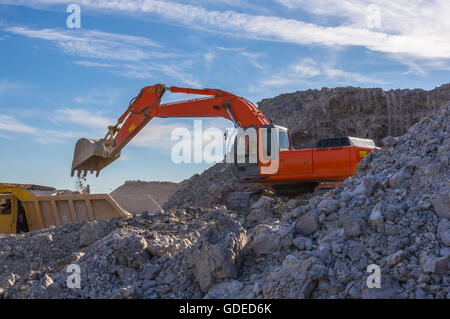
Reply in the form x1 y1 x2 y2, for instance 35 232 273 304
0 183 131 234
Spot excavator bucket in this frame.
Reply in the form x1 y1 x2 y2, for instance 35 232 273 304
71 138 120 177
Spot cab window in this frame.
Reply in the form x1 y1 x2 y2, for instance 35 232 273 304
1 199 12 215
262 128 289 156
279 131 290 150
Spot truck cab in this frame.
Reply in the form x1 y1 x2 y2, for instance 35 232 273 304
0 195 18 234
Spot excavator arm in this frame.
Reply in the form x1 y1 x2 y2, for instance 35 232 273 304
71 84 270 177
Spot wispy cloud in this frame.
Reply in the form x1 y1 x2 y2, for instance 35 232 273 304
26 108 115 144
216 46 246 52
34 129 91 144
423 59 450 72
53 108 113 129
275 0 450 65
322 64 386 85
74 88 125 106
240 51 264 70
131 118 232 159
0 111 104 143
74 60 115 68
0 79 29 97
131 121 182 150
260 58 385 88
259 58 319 86
50 109 231 153
116 62 202 87
5 25 199 86
0 133 12 140
0 115 38 134
7 0 450 61
1 99 230 150
204 51 217 66
5 26 161 48
6 26 161 61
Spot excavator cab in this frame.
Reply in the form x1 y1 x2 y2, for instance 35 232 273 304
232 125 289 182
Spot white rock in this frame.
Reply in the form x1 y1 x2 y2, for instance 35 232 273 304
370 209 384 226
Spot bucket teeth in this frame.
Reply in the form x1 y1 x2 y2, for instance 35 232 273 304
71 138 120 178
73 168 99 178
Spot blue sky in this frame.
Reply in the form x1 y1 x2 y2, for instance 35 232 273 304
0 0 449 193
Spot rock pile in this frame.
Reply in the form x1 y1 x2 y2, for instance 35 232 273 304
244 101 449 299
202 102 449 299
0 98 448 299
111 180 178 214
0 207 247 299
163 163 269 210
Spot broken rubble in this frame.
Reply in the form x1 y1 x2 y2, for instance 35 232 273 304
0 94 448 300
295 211 320 236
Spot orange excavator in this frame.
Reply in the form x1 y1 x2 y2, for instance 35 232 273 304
71 84 376 191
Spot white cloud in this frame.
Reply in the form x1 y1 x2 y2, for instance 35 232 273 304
5 25 199 87
0 133 12 139
74 88 124 106
216 46 245 52
0 79 28 97
118 63 201 87
5 26 160 47
275 0 450 61
0 103 233 156
0 115 38 134
240 51 264 70
43 129 85 139
74 60 115 68
6 26 161 61
7 0 450 60
276 0 447 36
33 129 91 144
260 58 320 86
118 153 131 161
74 60 200 87
131 118 231 156
261 58 385 87
0 108 112 144
131 121 182 150
423 59 450 71
292 58 321 77
53 108 113 129
5 0 450 83
0 112 93 143
204 51 217 65
322 64 386 84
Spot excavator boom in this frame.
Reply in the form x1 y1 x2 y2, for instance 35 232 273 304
71 83 376 187
71 84 270 177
